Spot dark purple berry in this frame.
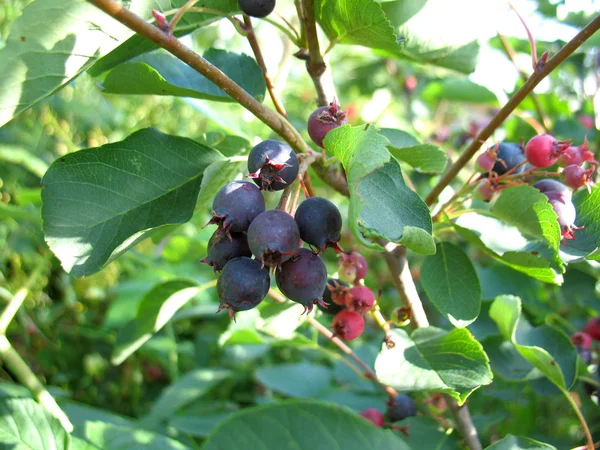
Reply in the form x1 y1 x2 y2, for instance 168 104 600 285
294 197 343 252
247 140 299 191
534 179 572 201
307 101 348 148
209 181 265 236
201 231 251 273
217 257 270 320
247 209 300 268
318 279 349 314
276 248 327 314
387 394 417 422
491 142 526 175
238 0 275 18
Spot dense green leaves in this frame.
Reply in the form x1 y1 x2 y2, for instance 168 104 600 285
0 0 133 127
380 128 447 173
201 400 411 450
325 125 434 254
560 187 600 262
421 242 481 327
41 128 223 277
315 0 402 54
489 296 577 391
485 435 557 449
0 398 70 449
375 327 492 403
101 49 266 102
112 279 215 365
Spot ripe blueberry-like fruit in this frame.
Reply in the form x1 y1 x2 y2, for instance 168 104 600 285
247 140 299 191
276 248 327 313
584 318 600 341
387 394 417 422
360 408 384 427
491 142 526 175
238 0 275 18
346 286 375 314
307 101 348 148
331 310 365 341
248 209 300 268
217 257 270 320
201 231 251 272
525 134 569 168
209 181 265 236
563 165 595 190
533 179 572 201
317 279 350 314
295 197 343 252
338 251 368 284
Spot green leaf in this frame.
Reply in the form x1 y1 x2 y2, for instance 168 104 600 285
101 49 266 102
169 413 233 438
374 327 492 404
325 125 434 254
420 242 481 327
560 186 600 262
142 369 232 426
41 128 223 277
112 279 215 365
201 399 411 450
0 398 70 449
483 335 541 382
89 0 241 76
315 0 402 54
454 212 564 284
380 128 447 174
84 421 190 450
489 296 577 391
485 434 557 450
0 0 135 127
422 79 499 104
0 145 49 178
255 363 333 398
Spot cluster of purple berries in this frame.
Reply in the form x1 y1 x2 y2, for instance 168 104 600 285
476 134 597 240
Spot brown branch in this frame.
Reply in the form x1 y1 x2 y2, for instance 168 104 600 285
243 15 288 117
299 0 329 106
425 13 600 207
447 396 483 450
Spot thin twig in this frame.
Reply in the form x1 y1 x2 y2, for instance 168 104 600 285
425 13 600 207
300 0 330 106
564 391 594 450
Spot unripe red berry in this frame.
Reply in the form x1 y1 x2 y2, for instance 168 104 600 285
360 408 384 427
338 251 368 284
563 165 595 190
476 150 497 172
572 331 592 348
584 317 600 341
558 145 586 167
475 179 495 202
525 134 569 168
307 101 348 148
332 310 365 341
324 279 351 306
346 286 375 314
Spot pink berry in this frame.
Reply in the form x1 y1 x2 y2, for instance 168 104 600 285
558 146 586 167
584 318 600 341
563 165 595 190
578 115 595 130
360 408 384 427
525 134 569 168
572 331 593 348
332 310 365 341
338 251 368 284
345 286 375 314
475 179 495 202
476 150 497 172
307 101 348 148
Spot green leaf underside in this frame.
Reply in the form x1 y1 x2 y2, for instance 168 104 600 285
489 296 577 391
41 128 223 277
559 186 600 262
0 0 136 127
201 399 411 450
421 243 481 328
422 79 499 104
255 363 332 398
379 128 447 173
374 327 492 404
0 397 70 449
112 279 210 365
315 0 402 53
325 125 434 254
485 434 557 449
89 0 241 76
100 49 266 103
454 212 564 285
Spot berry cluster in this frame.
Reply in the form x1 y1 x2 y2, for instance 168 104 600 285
475 134 596 240
359 394 417 428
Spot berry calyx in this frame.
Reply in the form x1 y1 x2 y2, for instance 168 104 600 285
201 231 251 273
247 140 299 191
558 139 598 167
294 197 343 252
490 142 526 175
247 209 300 268
525 134 570 168
387 394 417 422
571 331 592 348
563 164 595 190
318 279 350 315
584 317 600 341
331 310 365 341
217 257 270 321
360 408 384 427
307 101 348 148
338 251 368 284
238 0 275 18
276 248 328 314
345 286 375 314
208 181 266 237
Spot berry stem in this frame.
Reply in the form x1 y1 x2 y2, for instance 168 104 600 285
288 177 304 215
424 13 600 207
243 15 288 117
